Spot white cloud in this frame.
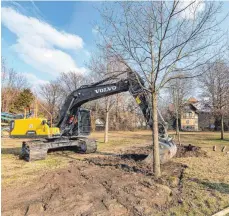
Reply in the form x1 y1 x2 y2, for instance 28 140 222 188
21 72 50 94
22 72 49 86
1 7 87 75
21 72 49 93
176 0 205 20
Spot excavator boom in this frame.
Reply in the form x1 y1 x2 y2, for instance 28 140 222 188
57 71 152 136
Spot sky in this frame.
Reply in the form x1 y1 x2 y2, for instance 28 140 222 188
1 1 229 90
1 1 102 88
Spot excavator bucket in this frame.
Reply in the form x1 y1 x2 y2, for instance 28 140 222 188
159 138 177 164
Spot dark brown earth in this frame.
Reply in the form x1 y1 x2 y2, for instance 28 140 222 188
175 144 207 158
2 144 206 216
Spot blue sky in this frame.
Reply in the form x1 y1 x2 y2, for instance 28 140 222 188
2 1 102 87
1 1 229 89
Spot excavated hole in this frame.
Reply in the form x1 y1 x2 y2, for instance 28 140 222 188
120 153 148 161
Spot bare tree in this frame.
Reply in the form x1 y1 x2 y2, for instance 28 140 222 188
200 60 229 139
168 77 193 144
1 57 29 112
56 71 86 100
38 71 87 122
39 81 62 120
98 1 225 177
88 50 123 143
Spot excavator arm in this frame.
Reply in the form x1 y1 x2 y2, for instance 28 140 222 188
57 71 153 136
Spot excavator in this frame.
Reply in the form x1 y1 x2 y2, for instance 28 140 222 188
9 70 177 162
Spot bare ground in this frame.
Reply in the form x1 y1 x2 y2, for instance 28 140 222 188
2 145 210 216
2 161 171 216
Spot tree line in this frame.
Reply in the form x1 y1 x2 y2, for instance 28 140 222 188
1 57 34 114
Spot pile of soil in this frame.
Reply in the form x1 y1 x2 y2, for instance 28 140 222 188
2 144 206 216
120 144 207 159
175 144 207 158
2 160 172 216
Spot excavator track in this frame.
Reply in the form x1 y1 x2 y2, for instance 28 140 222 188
21 140 48 161
20 138 97 162
78 139 97 154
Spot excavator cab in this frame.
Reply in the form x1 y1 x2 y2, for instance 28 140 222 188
77 108 91 136
64 108 91 137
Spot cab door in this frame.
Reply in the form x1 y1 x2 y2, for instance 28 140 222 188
78 109 91 136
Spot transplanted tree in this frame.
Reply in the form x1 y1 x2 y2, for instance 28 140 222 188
200 60 229 139
98 1 224 177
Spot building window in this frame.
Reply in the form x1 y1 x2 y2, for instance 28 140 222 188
186 120 189 124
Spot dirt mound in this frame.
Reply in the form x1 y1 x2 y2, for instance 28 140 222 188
2 143 205 216
2 159 173 216
176 144 207 158
117 143 207 161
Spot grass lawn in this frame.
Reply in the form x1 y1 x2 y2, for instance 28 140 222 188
1 130 229 215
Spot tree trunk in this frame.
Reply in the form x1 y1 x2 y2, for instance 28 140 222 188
115 95 119 130
91 103 98 132
143 92 161 178
91 113 96 132
104 101 109 143
134 108 136 130
221 114 224 140
176 111 181 145
176 115 178 135
152 92 161 178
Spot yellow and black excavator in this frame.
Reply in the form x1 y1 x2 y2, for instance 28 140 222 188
10 70 177 162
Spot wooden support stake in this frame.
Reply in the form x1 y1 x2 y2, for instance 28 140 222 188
222 146 226 152
213 146 216 151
